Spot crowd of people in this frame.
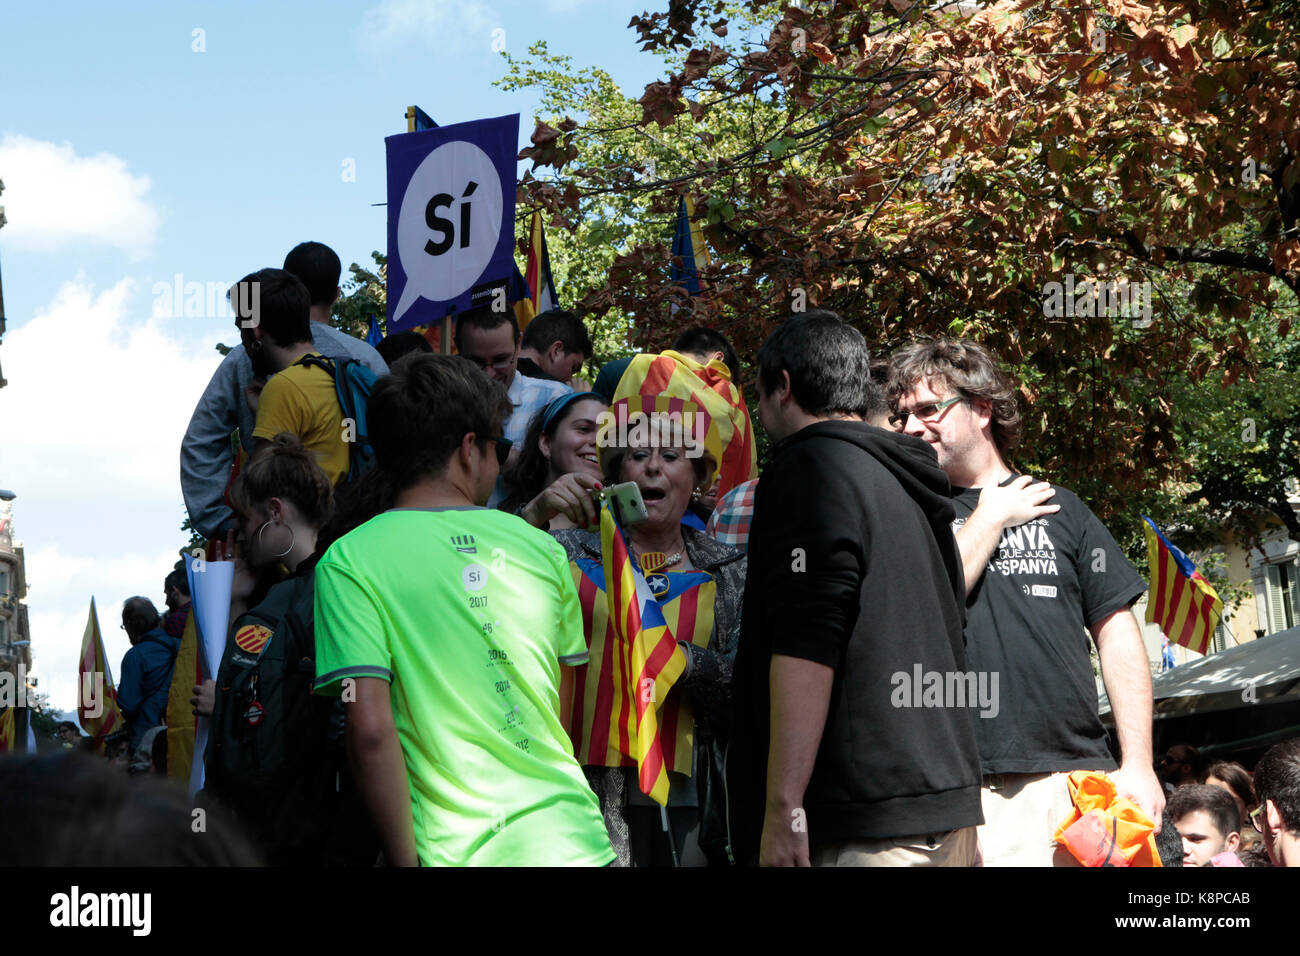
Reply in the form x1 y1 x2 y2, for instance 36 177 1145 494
19 239 1300 869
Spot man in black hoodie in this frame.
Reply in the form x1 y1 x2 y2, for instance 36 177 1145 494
728 311 984 866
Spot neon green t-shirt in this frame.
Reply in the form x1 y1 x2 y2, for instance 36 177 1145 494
313 507 613 867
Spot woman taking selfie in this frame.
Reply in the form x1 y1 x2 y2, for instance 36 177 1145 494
501 391 609 531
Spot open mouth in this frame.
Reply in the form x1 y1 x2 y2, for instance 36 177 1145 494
579 454 598 464
641 487 667 503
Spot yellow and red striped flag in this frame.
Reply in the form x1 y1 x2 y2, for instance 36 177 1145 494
0 707 14 753
598 498 687 805
165 608 201 785
1142 516 1223 656
612 350 757 500
78 597 123 751
523 211 557 326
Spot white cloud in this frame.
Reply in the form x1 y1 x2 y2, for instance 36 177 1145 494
5 276 224 710
356 0 498 54
0 134 160 255
3 276 214 486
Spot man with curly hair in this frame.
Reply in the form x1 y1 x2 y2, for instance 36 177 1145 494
889 337 1164 865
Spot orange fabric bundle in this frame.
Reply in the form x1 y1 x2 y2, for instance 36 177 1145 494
1053 770 1162 867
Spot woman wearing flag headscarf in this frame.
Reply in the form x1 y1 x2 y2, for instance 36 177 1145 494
501 391 610 531
551 397 747 866
190 433 377 865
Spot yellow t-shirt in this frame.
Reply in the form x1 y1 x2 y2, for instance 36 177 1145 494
252 353 348 486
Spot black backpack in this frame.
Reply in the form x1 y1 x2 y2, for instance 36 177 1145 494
204 560 340 861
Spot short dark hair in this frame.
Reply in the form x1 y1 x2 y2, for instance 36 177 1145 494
1254 738 1300 834
1154 809 1183 867
887 336 1022 456
283 241 341 307
369 353 513 493
1168 783 1241 838
453 304 519 352
521 310 592 360
755 310 872 417
376 330 433 366
672 326 738 377
866 355 892 423
164 567 189 597
121 597 161 638
1166 743 1202 777
56 721 78 735
230 268 311 348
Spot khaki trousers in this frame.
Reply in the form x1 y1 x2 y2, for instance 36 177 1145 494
978 771 1094 867
811 826 979 867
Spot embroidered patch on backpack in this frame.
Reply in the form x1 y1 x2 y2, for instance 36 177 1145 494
234 624 272 656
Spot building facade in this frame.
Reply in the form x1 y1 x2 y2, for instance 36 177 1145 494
0 501 31 691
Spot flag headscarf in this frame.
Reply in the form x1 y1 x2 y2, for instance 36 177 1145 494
611 350 757 498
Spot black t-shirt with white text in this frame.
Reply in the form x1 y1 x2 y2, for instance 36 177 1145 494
952 477 1146 774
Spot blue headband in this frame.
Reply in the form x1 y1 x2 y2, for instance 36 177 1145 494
540 391 604 433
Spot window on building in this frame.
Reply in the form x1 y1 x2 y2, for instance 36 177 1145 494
0 567 8 596
1211 618 1228 653
0 618 6 645
1264 560 1300 633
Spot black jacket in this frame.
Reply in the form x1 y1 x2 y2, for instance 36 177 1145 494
728 421 984 858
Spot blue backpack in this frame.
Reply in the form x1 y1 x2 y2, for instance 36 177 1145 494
294 354 377 483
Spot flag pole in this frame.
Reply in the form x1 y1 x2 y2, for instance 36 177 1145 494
660 805 680 867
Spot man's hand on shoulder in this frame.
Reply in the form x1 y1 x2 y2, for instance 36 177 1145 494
975 475 1060 529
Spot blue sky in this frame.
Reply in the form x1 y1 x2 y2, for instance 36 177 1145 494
0 0 667 710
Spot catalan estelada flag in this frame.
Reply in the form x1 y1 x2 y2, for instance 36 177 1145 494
78 597 123 751
0 707 14 753
567 499 691 804
523 211 558 324
612 351 758 499
671 196 710 295
1142 516 1224 656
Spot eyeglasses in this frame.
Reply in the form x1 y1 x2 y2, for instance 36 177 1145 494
466 352 516 371
485 436 513 466
889 395 965 429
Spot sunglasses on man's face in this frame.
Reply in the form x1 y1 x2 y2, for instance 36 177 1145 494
485 436 513 467
888 395 965 429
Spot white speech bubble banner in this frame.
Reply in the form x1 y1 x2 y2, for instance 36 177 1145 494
385 115 518 331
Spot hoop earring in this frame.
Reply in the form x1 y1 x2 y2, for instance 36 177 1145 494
257 520 295 559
